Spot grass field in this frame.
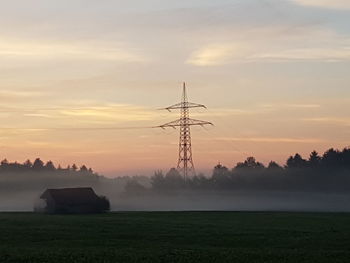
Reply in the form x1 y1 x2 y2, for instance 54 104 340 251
0 212 350 263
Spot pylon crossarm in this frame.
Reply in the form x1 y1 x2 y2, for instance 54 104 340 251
156 118 213 129
157 119 181 129
162 102 207 111
187 118 214 126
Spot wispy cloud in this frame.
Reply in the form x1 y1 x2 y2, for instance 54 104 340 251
59 104 155 122
253 47 350 62
0 90 44 99
187 44 350 65
0 38 146 63
23 113 53 118
0 128 48 136
187 27 350 66
0 103 155 122
191 108 267 117
303 117 350 126
192 103 321 118
292 0 350 10
262 103 321 109
0 103 159 131
286 104 321 109
213 137 325 143
186 44 249 66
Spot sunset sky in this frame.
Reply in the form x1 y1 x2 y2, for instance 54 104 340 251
0 0 349 176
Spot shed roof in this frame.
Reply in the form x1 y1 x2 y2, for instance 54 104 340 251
40 187 99 205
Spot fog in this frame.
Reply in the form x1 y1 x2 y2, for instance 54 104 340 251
1 148 350 212
1 178 350 212
112 190 350 212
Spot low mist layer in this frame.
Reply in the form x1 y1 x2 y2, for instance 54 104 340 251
1 147 350 212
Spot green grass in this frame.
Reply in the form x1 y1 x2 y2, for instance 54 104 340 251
0 212 350 262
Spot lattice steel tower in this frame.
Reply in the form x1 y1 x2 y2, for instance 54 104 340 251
158 82 213 180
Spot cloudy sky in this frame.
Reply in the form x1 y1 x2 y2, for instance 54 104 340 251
0 0 349 176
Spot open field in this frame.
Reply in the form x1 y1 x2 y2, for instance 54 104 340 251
0 212 350 263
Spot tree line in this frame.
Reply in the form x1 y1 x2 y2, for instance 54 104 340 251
1 147 350 194
0 158 95 175
125 147 350 194
0 158 101 193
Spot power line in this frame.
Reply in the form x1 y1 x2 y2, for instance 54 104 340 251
0 126 155 131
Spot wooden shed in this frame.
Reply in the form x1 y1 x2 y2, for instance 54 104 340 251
35 187 109 214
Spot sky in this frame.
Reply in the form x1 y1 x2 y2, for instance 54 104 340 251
0 0 349 176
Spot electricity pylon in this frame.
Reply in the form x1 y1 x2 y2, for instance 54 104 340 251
157 82 213 180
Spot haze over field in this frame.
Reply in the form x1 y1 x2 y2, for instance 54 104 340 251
0 147 349 212
0 0 349 177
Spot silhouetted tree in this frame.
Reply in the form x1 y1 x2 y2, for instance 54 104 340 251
342 148 350 168
189 173 209 189
151 170 165 190
309 151 321 168
23 159 33 169
267 161 284 171
322 148 340 168
71 164 78 171
286 154 307 169
45 161 55 171
33 158 44 171
80 165 88 173
212 163 230 186
164 168 185 189
235 157 265 171
1 159 9 170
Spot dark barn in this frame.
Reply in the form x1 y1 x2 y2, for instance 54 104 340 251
35 187 110 214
